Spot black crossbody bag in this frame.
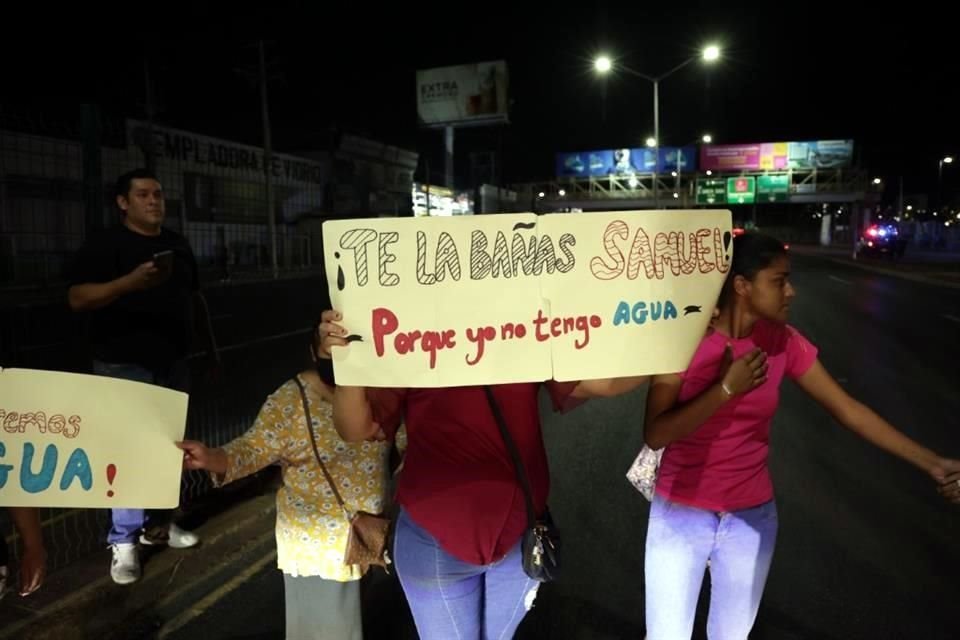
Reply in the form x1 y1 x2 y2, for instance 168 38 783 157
483 386 560 582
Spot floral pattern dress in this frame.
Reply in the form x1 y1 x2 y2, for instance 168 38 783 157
217 376 391 580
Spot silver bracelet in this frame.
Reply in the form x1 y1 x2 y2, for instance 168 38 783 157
721 382 734 397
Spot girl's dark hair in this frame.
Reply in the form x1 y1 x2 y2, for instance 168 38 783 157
718 232 788 309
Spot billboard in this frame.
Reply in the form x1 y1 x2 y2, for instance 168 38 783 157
700 140 854 171
786 140 854 169
556 150 615 178
416 61 509 127
556 146 696 178
640 147 696 173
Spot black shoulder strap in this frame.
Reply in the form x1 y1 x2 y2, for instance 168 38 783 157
294 375 348 513
483 386 536 528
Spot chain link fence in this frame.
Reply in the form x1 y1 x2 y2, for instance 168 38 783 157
0 105 334 574
0 98 425 588
0 274 323 575
1 105 324 290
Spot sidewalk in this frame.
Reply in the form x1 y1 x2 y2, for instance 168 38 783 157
789 244 960 289
0 470 281 640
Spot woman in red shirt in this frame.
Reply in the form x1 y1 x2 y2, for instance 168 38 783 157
641 232 960 640
318 316 647 639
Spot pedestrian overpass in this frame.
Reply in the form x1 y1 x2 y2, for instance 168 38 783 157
512 167 879 212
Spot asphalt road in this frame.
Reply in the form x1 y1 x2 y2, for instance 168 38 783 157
166 253 960 639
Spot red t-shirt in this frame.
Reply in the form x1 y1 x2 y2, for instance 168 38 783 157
656 320 818 512
368 382 577 565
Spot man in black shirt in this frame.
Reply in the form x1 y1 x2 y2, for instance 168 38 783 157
68 169 217 585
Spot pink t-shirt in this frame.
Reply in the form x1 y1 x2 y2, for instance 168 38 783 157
655 320 818 511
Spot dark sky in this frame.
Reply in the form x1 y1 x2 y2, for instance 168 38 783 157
5 2 958 201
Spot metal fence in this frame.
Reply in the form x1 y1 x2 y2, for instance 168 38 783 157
1 107 323 290
0 106 336 577
0 273 326 576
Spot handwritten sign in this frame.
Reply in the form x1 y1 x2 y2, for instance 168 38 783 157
323 210 731 386
0 368 188 508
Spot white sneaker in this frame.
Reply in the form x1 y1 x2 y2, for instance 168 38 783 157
140 523 200 549
110 543 141 585
167 524 200 549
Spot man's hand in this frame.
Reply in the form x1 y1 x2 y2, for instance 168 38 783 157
68 261 160 312
120 260 161 293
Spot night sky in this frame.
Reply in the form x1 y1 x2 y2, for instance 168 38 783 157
5 2 957 203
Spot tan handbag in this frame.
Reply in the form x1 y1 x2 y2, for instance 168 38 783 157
294 377 391 571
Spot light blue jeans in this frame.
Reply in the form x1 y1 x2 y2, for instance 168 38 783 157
644 494 778 640
93 360 189 545
393 508 539 640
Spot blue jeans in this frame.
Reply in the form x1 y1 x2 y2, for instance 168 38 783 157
393 508 539 640
92 360 189 545
644 494 778 640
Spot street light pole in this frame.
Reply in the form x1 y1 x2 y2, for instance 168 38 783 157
898 175 904 218
595 45 719 211
938 156 953 212
939 160 943 212
653 79 660 208
258 39 278 279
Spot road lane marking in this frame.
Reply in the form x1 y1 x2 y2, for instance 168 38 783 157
943 314 960 324
153 529 276 611
157 548 278 639
828 275 853 285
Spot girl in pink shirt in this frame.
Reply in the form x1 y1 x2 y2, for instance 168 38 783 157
642 232 960 640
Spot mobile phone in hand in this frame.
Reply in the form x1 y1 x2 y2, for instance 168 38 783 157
152 250 174 270
152 250 174 283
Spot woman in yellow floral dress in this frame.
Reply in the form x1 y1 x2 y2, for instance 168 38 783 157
176 325 391 640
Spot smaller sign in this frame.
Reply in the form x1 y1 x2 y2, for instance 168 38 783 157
726 177 756 205
696 178 727 204
0 368 188 508
757 174 790 203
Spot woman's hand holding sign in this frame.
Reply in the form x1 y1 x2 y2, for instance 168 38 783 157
319 309 388 443
316 309 350 358
176 441 227 476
